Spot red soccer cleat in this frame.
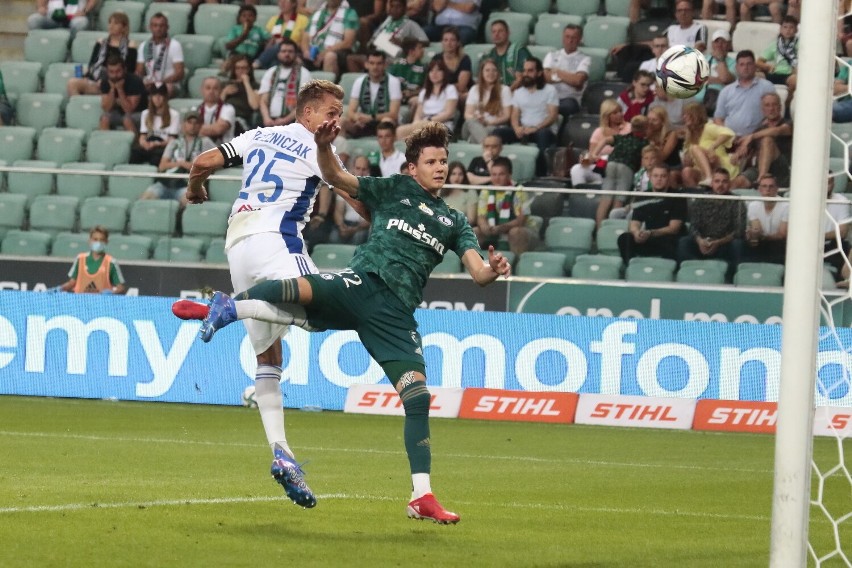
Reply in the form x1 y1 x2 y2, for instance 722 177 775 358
171 299 210 321
407 493 460 524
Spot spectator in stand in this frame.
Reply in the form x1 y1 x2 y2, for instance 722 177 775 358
136 13 185 97
197 76 238 145
255 0 310 70
823 175 852 284
831 60 852 123
67 11 138 97
343 51 402 138
646 106 682 176
389 38 428 116
354 0 387 58
259 39 312 127
477 156 539 257
617 164 686 263
609 145 660 220
430 26 472 103
0 71 14 126
585 98 632 170
486 19 530 91
744 173 787 264
701 0 738 29
467 134 503 185
638 35 669 75
330 155 373 245
369 119 407 176
543 24 590 126
396 59 458 139
132 82 179 166
28 0 98 36
52 226 128 294
221 55 261 133
617 70 656 120
494 57 559 178
756 15 798 85
462 58 511 143
347 0 428 73
224 4 272 63
444 161 479 229
300 0 359 80
740 0 784 24
681 102 738 187
569 150 602 188
677 167 744 277
713 50 776 138
591 115 650 228
732 91 792 189
100 54 147 133
665 1 707 51
696 29 735 116
406 0 429 27
627 0 678 24
424 0 481 45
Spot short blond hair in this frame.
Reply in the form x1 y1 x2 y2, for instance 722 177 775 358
296 80 345 117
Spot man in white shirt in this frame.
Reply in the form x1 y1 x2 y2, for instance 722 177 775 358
343 51 402 138
744 173 788 264
259 39 313 127
136 13 185 97
197 77 237 145
543 24 590 122
666 0 707 51
638 35 668 75
375 119 407 176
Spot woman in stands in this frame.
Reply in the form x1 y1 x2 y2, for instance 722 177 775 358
646 106 683 186
395 58 458 139
680 102 738 187
570 98 631 186
132 83 179 166
66 11 138 97
461 58 511 143
430 27 471 104
221 54 261 134
442 161 479 231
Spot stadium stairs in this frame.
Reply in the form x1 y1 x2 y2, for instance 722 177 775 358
0 0 29 61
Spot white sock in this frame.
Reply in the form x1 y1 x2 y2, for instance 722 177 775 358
235 300 315 330
254 366 293 459
411 473 432 500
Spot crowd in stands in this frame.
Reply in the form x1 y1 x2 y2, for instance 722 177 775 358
1 0 850 287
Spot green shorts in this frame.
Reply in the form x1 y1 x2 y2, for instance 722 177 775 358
303 269 424 367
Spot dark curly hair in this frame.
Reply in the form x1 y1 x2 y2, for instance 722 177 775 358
404 121 450 165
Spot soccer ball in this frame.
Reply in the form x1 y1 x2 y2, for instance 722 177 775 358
655 45 710 99
241 385 258 408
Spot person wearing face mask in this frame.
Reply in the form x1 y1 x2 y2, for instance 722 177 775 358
51 226 128 294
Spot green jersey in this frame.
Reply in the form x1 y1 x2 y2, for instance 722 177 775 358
353 174 480 311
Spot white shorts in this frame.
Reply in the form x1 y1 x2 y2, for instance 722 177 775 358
227 232 318 355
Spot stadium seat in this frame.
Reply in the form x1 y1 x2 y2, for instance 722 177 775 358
99 0 146 33
625 257 677 282
829 159 848 193
86 131 135 168
205 237 227 264
129 199 179 237
562 113 598 151
37 127 86 164
342 137 379 159
194 4 240 45
153 236 205 262
630 18 672 43
432 250 462 274
29 195 80 236
556 0 600 17
516 251 567 278
830 122 852 159
534 15 584 50
733 262 784 287
146 2 192 35
312 243 357 270
80 196 130 234
582 16 630 51
530 192 566 222
604 0 632 18
50 231 90 258
424 42 442 62
0 127 37 163
24 29 70 70
207 176 239 202
695 19 731 45
544 217 595 271
169 98 203 119
462 43 493 77
0 61 41 97
43 63 78 105
310 71 336 82
571 253 623 280
181 201 231 244
57 162 106 200
578 47 607 83
566 190 601 220
731 21 779 55
70 30 104 64
676 259 728 285
108 164 157 200
447 142 481 166
1 229 52 257
255 4 280 26
527 44 553 63
485 12 532 44
186 68 221 98
582 80 630 114
0 193 28 240
64 95 104 135
508 0 551 17
503 144 538 183
108 234 153 260
8 160 57 206
595 218 628 256
16 93 63 134
174 34 214 73
338 72 363 104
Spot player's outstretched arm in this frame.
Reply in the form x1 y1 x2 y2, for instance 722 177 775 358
462 246 510 286
186 148 225 204
315 119 360 196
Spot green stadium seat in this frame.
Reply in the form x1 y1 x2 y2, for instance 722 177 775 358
194 4 240 45
29 195 80 236
534 15 585 50
432 250 462 274
204 236 227 264
447 142 481 166
207 176 239 202
43 63 78 105
50 231 90 258
86 131 135 168
582 80 630 114
37 127 86 164
16 93 63 134
0 61 41 97
516 251 567 277
108 234 153 260
310 71 336 82
64 95 104 134
503 144 539 183
484 12 533 44
24 30 70 71
129 199 178 237
571 254 623 280
168 98 203 119
174 34 214 73
181 202 231 244
596 218 628 255
830 122 852 159
578 47 607 83
604 0 632 17
0 127 37 163
461 43 493 77
80 196 130 233
527 44 552 63
563 113 598 151
255 4 280 26
0 193 28 240
57 162 106 199
8 160 57 206
556 0 600 17
733 262 784 287
153 236 205 262
70 31 104 64
146 2 193 36
108 164 157 200
508 0 551 17
187 68 221 99
99 0 147 33
582 16 630 51
630 17 672 43
676 259 728 285
544 217 595 271
1 229 52 257
312 243 357 270
625 256 677 283
477 248 516 267
338 73 363 107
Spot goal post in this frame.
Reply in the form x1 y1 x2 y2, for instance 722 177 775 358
769 1 839 566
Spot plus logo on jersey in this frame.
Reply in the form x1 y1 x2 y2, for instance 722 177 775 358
386 219 446 255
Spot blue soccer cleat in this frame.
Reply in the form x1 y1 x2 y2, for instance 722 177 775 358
199 291 237 343
271 447 317 508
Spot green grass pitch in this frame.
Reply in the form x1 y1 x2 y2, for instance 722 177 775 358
0 395 847 567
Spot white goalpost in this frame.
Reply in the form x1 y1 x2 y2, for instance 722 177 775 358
769 1 846 567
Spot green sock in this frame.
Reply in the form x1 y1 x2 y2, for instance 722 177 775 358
235 279 299 304
400 382 431 475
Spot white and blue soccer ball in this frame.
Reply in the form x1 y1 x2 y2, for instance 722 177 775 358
241 385 258 408
655 45 710 99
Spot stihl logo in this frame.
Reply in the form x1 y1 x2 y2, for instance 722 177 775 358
344 384 464 418
357 391 441 410
474 396 560 416
574 394 696 430
590 403 678 422
829 414 850 430
707 407 776 426
459 389 578 423
693 400 777 433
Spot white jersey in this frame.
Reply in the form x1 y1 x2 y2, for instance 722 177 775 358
221 122 336 252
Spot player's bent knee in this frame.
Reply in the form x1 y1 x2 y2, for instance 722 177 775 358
383 360 426 392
